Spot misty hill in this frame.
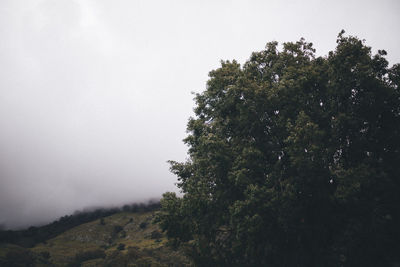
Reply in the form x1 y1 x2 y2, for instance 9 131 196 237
0 203 190 266
0 201 161 248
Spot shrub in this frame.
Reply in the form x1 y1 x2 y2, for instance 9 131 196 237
150 230 162 239
139 222 148 229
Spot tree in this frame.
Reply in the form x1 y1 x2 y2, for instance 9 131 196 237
157 31 400 266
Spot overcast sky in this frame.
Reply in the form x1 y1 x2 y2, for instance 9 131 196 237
0 0 399 229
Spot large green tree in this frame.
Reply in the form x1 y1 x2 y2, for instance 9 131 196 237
157 31 400 266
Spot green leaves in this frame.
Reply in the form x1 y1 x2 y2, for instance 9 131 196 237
159 32 400 266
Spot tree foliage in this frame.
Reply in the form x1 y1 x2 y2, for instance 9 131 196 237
158 31 400 266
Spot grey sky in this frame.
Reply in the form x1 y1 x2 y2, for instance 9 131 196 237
0 0 399 229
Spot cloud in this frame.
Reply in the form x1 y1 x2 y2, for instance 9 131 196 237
0 0 189 229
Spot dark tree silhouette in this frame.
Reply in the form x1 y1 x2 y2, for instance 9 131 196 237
157 31 400 266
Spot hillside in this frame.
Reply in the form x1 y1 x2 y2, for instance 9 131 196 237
0 210 190 266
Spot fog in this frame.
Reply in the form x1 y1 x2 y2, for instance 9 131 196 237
0 0 399 229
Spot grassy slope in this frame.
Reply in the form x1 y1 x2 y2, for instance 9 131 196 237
1 211 189 266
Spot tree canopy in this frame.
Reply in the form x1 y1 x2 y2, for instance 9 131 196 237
157 31 400 266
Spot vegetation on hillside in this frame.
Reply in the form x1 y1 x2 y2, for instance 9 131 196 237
157 31 400 266
0 201 160 248
0 209 190 266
